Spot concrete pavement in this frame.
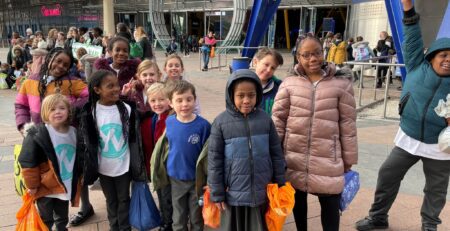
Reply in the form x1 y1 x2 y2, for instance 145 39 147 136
0 48 448 230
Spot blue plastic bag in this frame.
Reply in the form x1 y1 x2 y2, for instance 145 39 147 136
129 181 161 230
340 170 360 211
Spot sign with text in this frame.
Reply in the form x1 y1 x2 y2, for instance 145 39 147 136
41 4 62 17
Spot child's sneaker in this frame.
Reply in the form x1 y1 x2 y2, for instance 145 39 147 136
355 216 389 231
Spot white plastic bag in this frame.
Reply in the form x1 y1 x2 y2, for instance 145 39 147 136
0 73 8 90
438 127 450 154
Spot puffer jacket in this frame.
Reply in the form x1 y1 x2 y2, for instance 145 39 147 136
398 8 450 144
94 57 140 89
327 40 347 65
15 73 89 130
352 41 375 62
272 63 357 194
79 100 147 185
208 69 286 207
18 124 82 206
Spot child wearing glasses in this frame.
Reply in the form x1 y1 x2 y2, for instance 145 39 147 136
272 36 358 231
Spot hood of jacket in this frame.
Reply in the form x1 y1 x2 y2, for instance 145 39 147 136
425 37 450 61
225 69 263 116
291 62 353 81
352 41 369 49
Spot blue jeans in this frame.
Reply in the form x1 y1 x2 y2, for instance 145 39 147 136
202 48 210 69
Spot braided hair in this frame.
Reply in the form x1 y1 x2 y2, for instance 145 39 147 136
88 70 130 142
37 47 75 101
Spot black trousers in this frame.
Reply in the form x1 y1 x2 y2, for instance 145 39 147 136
99 172 131 231
36 197 69 231
293 190 341 231
369 146 450 226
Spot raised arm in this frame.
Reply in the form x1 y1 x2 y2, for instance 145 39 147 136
401 0 424 72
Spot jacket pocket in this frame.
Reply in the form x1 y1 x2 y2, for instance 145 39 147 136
398 92 411 116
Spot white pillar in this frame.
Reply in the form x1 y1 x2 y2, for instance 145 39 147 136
103 0 115 37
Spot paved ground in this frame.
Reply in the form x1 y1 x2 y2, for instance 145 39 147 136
0 48 448 230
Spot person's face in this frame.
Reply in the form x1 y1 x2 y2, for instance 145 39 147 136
57 34 64 41
297 39 324 75
14 49 22 57
36 34 43 39
94 75 121 106
233 81 257 117
170 90 196 120
111 41 129 66
49 53 71 78
93 30 99 37
380 32 387 40
164 58 184 80
138 67 160 89
254 55 279 84
26 30 32 36
148 92 171 115
208 32 213 38
430 50 450 76
48 101 69 128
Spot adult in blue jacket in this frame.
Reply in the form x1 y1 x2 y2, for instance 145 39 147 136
356 1 450 231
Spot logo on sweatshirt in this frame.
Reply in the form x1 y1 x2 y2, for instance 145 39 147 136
188 133 200 144
99 123 128 158
55 144 76 181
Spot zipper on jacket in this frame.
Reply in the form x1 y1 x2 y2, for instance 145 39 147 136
305 80 321 192
244 117 256 205
420 78 442 141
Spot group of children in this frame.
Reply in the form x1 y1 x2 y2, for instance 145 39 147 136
16 15 449 230
14 34 298 230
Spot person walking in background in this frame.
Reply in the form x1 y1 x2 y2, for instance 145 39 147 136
374 31 396 88
355 1 450 230
116 23 132 42
352 36 375 82
272 36 357 231
134 26 154 61
327 33 347 67
201 31 217 71
91 27 103 46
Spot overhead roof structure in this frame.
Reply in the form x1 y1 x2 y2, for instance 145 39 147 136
149 0 352 48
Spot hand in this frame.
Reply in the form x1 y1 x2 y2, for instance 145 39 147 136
344 164 352 173
28 188 37 195
401 0 413 11
214 202 227 211
121 81 134 95
446 118 450 126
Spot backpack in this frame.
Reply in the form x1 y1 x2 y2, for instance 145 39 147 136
130 42 143 59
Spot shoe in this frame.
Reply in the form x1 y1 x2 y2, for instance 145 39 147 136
355 216 389 231
69 207 94 226
422 224 437 231
159 224 173 231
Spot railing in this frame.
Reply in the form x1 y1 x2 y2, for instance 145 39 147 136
345 56 404 119
199 45 267 71
0 39 10 48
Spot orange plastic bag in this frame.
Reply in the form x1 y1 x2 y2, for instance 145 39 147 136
16 192 49 231
210 46 215 58
265 182 295 231
202 186 220 228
